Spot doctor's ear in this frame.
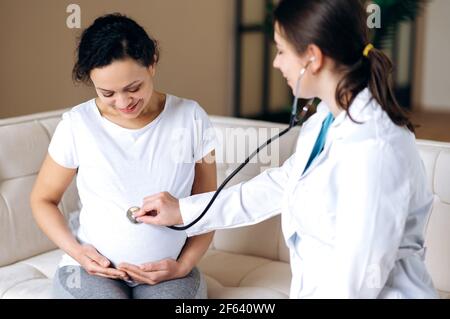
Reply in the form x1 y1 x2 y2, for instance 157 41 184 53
305 44 324 74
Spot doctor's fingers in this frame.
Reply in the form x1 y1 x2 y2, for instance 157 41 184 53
136 207 183 225
141 192 179 212
135 213 163 225
134 200 161 218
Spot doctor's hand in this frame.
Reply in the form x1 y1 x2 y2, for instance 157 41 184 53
133 192 183 226
74 244 129 281
118 258 190 285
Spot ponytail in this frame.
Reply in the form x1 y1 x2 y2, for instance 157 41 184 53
335 47 415 133
366 49 415 133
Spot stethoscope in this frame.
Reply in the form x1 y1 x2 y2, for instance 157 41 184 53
127 58 315 230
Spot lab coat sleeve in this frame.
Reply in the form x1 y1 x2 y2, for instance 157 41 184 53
314 141 410 298
179 153 296 236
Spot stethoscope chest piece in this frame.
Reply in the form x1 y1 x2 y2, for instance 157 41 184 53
127 206 141 224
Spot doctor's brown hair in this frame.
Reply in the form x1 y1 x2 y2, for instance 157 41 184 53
274 0 415 132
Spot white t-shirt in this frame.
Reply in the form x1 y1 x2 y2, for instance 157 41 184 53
49 94 217 268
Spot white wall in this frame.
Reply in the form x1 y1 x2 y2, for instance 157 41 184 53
419 0 450 112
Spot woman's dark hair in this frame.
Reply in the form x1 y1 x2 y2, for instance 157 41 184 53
73 13 159 85
274 0 414 132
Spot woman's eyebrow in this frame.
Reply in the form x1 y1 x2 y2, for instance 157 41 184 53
97 80 142 92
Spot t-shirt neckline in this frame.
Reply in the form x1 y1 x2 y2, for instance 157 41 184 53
92 94 170 133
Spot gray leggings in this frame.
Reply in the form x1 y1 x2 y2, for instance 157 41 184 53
53 266 207 299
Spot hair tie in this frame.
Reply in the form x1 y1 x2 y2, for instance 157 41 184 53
363 44 374 57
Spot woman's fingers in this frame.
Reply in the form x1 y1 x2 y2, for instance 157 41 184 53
77 245 129 280
141 270 167 283
126 271 151 285
118 263 158 285
93 272 122 280
84 245 110 268
129 269 166 285
87 261 128 278
139 259 168 272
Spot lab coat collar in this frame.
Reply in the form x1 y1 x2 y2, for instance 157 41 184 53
331 88 373 129
298 88 374 179
290 110 329 182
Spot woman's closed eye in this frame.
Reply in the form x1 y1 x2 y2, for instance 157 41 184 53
101 86 140 97
128 86 141 93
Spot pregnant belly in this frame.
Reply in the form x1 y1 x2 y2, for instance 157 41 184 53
79 209 187 267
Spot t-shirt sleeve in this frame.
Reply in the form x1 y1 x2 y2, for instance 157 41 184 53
193 104 218 162
48 112 79 169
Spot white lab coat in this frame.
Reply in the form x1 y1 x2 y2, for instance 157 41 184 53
179 88 438 299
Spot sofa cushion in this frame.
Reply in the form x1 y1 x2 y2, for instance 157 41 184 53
212 216 283 261
0 249 64 299
204 275 288 299
2 279 53 299
198 249 291 298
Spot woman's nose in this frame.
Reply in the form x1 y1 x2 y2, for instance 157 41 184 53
115 93 132 109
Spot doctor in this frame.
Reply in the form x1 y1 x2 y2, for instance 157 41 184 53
134 0 438 298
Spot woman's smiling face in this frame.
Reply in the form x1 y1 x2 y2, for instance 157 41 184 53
90 58 156 119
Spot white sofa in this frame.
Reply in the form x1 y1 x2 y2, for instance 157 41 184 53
0 109 449 299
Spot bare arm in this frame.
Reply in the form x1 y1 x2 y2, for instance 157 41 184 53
30 154 127 279
30 154 80 256
177 151 217 276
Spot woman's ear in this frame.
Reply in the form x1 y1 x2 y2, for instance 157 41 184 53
306 44 324 74
149 64 156 77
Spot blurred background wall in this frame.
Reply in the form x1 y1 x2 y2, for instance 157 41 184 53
0 0 235 118
414 0 450 112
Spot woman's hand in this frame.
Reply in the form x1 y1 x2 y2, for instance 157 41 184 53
75 244 129 280
133 192 183 226
117 258 190 285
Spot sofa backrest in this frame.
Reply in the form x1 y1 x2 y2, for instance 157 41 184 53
208 116 299 263
0 110 79 267
0 110 448 297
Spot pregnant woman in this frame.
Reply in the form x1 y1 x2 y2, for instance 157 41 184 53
30 13 217 299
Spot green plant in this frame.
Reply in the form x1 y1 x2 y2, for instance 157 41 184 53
368 0 430 47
